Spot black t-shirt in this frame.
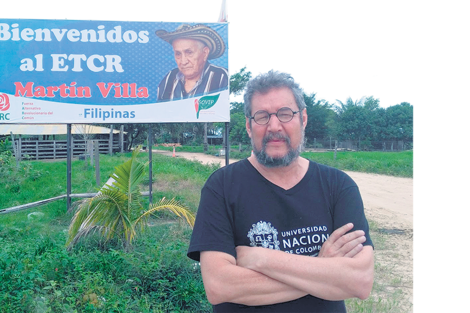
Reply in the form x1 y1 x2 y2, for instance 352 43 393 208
188 159 373 312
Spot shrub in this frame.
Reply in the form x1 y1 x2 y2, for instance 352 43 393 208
67 148 195 250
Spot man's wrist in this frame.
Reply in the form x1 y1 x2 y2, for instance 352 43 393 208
254 247 280 273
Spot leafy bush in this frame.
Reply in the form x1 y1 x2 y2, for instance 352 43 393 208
0 138 12 153
0 217 210 312
0 150 219 312
67 148 195 250
0 150 46 196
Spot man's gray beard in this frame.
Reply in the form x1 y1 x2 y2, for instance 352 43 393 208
252 132 304 168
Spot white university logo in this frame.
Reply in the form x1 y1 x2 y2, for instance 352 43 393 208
247 221 280 250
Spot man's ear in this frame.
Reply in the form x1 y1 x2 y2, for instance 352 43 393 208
245 117 252 138
203 46 210 61
302 108 308 129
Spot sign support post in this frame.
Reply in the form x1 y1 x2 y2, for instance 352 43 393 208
66 124 72 211
148 123 153 204
224 122 229 166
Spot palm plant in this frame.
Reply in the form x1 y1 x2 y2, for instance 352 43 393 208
66 147 195 250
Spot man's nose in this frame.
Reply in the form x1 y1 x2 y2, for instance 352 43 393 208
266 113 283 131
180 53 189 64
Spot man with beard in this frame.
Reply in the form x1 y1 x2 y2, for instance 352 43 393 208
187 71 374 312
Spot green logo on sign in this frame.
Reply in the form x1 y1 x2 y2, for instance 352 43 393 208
194 94 220 119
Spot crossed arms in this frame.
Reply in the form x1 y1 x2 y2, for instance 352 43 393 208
200 223 374 306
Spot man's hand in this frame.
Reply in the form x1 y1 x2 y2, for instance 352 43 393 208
236 223 366 268
234 231 374 301
318 223 366 258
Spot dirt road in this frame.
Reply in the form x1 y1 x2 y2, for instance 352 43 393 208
153 149 413 228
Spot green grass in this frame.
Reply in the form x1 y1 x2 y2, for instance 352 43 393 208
1 150 412 312
154 145 413 178
302 150 413 178
1 153 216 313
345 220 413 312
1 152 219 211
0 214 209 312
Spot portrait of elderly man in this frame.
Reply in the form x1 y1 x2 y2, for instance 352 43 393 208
155 24 229 101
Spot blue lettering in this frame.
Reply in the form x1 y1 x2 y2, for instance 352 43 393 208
82 108 135 120
0 113 10 120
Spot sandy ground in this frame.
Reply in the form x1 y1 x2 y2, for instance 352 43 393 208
153 149 414 310
345 171 413 311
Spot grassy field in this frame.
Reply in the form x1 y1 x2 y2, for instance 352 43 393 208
0 150 413 312
303 150 413 178
156 144 413 178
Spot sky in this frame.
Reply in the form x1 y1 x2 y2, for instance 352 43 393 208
0 0 416 108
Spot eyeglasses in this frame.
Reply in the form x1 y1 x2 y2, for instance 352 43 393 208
249 107 300 125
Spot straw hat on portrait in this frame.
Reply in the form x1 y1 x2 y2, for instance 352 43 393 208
156 24 226 60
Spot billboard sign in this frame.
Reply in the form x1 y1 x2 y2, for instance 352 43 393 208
0 19 229 124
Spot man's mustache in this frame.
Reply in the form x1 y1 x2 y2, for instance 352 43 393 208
262 133 290 146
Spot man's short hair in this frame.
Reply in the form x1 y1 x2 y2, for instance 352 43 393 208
244 70 306 118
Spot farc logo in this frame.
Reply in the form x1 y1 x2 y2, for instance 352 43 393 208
194 94 220 119
0 93 10 120
0 93 10 111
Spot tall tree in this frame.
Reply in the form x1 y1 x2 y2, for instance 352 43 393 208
230 67 252 96
384 102 413 142
335 96 379 149
303 93 335 145
335 96 366 114
227 68 253 145
228 112 250 145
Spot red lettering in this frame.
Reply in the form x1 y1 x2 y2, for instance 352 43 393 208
59 84 69 97
137 87 149 98
122 83 130 98
113 83 122 98
46 86 59 97
14 82 91 98
76 87 92 98
130 83 137 98
14 82 34 97
69 82 77 97
96 82 114 98
34 86 46 97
